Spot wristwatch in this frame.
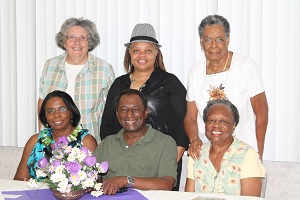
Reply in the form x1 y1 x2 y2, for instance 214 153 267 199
127 176 135 188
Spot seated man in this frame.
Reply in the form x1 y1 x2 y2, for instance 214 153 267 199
94 89 177 195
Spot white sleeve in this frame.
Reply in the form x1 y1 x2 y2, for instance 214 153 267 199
186 65 196 102
243 57 265 98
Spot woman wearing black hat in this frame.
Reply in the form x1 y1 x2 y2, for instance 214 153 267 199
100 23 188 191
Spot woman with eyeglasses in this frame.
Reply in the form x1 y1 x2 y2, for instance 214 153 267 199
14 90 97 181
185 99 265 197
184 15 268 161
38 18 115 144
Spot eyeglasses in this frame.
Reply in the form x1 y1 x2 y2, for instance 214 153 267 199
46 107 70 115
66 34 88 42
203 37 226 45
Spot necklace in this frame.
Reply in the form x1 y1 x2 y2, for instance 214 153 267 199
130 69 154 90
40 125 82 146
222 51 230 72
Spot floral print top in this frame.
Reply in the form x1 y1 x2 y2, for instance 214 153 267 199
26 125 88 180
194 137 250 195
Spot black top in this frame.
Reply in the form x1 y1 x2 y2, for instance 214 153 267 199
100 67 189 149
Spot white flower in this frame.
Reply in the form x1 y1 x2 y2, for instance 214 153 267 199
78 170 87 181
57 178 71 193
77 152 86 162
69 174 81 186
55 165 65 174
36 169 47 178
64 145 72 153
48 164 56 172
60 177 69 185
71 147 81 155
81 178 94 189
26 178 38 189
50 173 66 183
35 135 108 194
67 153 76 162
91 190 104 197
94 183 102 191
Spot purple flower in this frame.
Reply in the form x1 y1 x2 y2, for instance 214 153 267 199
38 157 49 168
87 171 96 179
83 156 97 167
98 161 109 173
48 159 61 173
52 160 60 169
80 147 89 156
65 162 82 174
57 136 69 145
52 160 61 168
52 143 58 150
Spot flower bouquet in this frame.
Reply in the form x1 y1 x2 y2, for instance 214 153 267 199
30 136 108 199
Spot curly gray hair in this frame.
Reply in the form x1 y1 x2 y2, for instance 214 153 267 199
203 99 239 126
55 17 100 52
198 15 230 38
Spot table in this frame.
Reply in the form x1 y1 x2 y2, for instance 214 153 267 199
0 179 263 200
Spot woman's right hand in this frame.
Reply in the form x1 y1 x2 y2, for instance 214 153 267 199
188 138 203 160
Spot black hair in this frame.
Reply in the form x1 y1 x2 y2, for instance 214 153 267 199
39 90 80 127
114 89 148 110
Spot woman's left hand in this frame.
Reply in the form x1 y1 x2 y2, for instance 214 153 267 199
188 138 202 160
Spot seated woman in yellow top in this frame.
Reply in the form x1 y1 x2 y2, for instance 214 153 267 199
185 99 265 197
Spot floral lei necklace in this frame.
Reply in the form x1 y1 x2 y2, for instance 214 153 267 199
40 125 82 146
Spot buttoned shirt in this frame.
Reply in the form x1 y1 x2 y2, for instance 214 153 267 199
39 52 115 143
94 125 178 181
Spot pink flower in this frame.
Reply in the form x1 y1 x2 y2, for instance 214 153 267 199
38 157 49 168
98 161 109 173
80 147 89 156
65 162 82 173
49 160 61 173
57 136 69 145
83 156 97 167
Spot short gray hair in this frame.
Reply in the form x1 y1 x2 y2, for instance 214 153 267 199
198 15 230 38
203 99 239 126
55 17 100 51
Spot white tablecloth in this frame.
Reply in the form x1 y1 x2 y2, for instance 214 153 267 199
0 179 263 200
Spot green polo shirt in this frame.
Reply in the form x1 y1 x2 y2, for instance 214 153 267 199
94 125 177 181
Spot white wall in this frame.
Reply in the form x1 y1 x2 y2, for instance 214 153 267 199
0 0 299 162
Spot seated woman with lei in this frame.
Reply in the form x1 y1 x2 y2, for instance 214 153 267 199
14 90 97 181
185 99 265 197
